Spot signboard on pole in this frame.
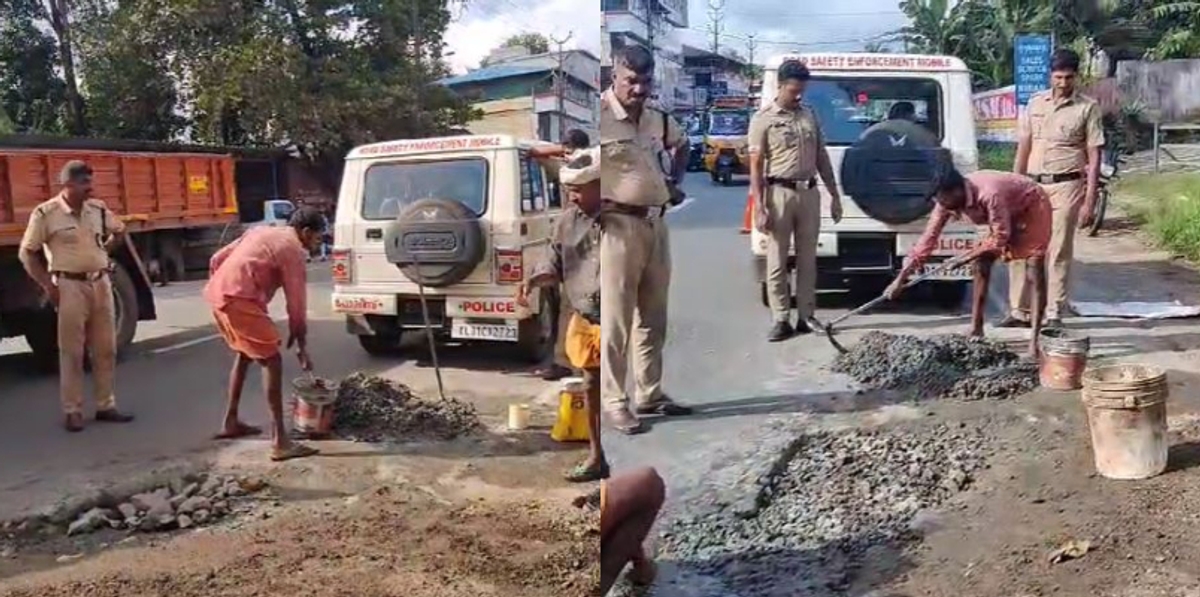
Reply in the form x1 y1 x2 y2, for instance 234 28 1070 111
1014 34 1052 106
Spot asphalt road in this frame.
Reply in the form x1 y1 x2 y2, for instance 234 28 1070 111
0 265 550 521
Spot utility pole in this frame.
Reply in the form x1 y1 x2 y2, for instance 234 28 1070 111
746 33 758 91
551 32 574 142
644 0 658 54
707 0 725 54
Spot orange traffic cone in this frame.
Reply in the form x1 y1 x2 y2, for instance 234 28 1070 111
740 191 754 234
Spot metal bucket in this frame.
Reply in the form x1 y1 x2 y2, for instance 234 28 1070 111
1081 364 1169 480
291 376 338 439
1039 328 1090 390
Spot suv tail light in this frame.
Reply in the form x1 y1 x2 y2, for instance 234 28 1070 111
496 249 523 284
331 248 353 284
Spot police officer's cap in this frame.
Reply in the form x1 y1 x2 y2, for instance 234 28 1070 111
778 60 811 83
60 160 93 184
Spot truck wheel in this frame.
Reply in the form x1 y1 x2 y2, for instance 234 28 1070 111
111 264 139 358
23 311 59 372
358 333 402 356
517 292 555 363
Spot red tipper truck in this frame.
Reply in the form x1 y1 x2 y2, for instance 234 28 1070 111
0 137 238 363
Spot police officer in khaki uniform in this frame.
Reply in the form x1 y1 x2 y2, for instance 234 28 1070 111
1008 48 1104 329
19 161 136 432
748 60 843 342
599 44 693 434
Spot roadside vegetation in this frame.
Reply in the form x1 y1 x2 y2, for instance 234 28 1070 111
1113 172 1200 261
978 142 1016 171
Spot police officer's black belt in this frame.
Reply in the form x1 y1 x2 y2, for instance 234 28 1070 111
766 177 818 190
54 270 107 282
601 201 667 219
1029 172 1083 184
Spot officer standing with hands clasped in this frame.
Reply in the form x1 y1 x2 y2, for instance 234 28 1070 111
748 59 843 342
19 161 136 432
1007 48 1104 330
600 44 693 435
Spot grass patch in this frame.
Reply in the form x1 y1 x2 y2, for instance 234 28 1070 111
1113 172 1200 261
978 142 1016 171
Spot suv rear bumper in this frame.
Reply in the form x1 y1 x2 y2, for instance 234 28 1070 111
751 231 975 289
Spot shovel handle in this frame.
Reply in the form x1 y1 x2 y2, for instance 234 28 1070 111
825 251 981 329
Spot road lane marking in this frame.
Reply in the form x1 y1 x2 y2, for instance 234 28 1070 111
152 334 220 355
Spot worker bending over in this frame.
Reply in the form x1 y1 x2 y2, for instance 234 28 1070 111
885 169 1051 358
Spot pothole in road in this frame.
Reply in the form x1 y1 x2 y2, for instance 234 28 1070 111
658 423 992 596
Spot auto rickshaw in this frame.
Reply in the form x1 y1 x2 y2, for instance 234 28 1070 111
702 99 751 185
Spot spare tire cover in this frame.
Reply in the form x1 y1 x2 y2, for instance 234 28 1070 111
839 122 953 225
383 198 485 288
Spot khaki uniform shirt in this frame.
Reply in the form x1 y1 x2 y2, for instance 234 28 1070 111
599 89 684 207
532 204 600 324
21 193 125 274
1021 90 1105 175
748 102 827 180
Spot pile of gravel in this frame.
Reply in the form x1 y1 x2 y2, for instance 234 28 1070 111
659 424 988 596
62 473 267 537
832 331 1036 401
333 373 482 442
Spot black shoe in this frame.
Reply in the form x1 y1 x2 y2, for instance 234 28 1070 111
1044 318 1064 330
794 319 813 335
768 321 794 342
635 397 694 417
994 315 1031 329
95 409 135 423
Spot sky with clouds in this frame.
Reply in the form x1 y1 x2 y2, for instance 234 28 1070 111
443 0 910 73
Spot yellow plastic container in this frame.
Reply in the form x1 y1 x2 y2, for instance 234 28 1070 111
551 377 590 442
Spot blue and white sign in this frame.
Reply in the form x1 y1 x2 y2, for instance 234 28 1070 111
1014 34 1052 106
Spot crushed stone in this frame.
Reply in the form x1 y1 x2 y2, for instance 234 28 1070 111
659 424 989 596
332 373 482 443
832 331 1036 401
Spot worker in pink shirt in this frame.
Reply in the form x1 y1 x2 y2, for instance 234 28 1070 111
885 169 1051 359
204 207 325 461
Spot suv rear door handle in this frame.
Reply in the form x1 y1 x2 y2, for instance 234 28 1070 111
366 228 383 240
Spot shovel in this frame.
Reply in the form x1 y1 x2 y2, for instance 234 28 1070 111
816 250 984 354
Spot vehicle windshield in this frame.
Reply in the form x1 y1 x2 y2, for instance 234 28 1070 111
271 201 295 221
708 111 750 136
801 77 943 145
361 158 489 220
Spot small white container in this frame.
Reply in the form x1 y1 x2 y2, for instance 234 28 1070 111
507 403 532 431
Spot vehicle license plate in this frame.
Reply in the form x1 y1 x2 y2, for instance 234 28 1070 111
920 260 973 280
451 320 519 342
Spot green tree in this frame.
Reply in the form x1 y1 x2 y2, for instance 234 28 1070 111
501 32 551 55
0 0 68 133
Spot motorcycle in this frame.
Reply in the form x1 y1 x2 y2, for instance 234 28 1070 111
687 139 706 172
1088 152 1125 237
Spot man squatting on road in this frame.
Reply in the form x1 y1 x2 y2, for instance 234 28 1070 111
885 169 1052 359
519 148 610 483
20 160 136 432
748 59 844 343
574 466 666 595
528 128 593 383
1007 48 1104 330
599 44 694 435
204 207 326 462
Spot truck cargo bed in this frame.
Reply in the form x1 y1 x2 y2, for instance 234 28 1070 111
0 148 238 246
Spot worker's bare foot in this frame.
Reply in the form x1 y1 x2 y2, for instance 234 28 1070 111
213 422 263 440
270 443 319 462
629 558 658 586
968 327 984 338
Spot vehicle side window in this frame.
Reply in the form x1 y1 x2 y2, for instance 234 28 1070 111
519 152 536 213
546 168 563 210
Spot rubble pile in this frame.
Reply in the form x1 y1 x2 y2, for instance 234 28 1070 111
64 474 267 537
659 424 989 596
334 373 482 443
832 331 1036 400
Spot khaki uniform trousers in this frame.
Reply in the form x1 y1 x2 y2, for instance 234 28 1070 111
1009 180 1083 320
57 276 119 415
765 185 821 323
599 212 671 410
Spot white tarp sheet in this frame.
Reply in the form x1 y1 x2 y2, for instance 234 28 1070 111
1070 301 1200 320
